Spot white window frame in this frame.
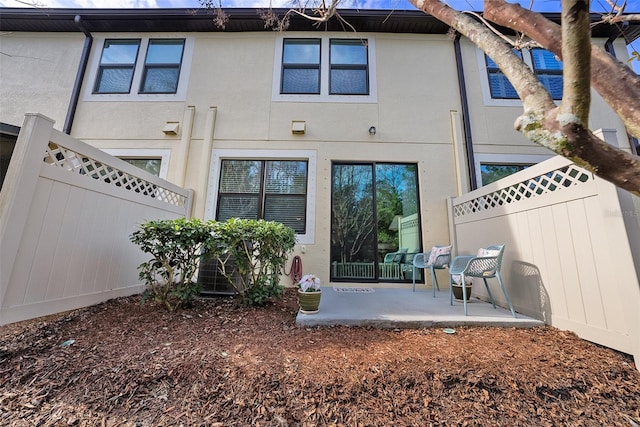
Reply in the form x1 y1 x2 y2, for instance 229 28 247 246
476 48 562 107
272 35 377 103
84 37 194 102
206 149 317 244
475 153 552 187
101 148 170 179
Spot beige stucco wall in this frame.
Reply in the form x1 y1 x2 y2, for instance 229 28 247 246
0 29 633 285
0 32 84 129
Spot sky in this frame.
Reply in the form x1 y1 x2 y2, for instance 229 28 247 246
0 0 638 72
0 0 639 12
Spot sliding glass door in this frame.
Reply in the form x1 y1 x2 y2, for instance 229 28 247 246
330 162 420 282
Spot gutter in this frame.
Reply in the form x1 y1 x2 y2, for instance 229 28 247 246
453 33 478 190
63 15 92 135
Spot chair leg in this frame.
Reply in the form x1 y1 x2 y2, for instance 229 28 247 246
430 267 439 297
412 265 416 292
449 274 454 306
496 272 516 318
483 278 497 308
461 273 468 316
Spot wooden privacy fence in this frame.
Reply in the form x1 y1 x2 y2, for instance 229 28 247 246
0 114 193 325
448 155 640 368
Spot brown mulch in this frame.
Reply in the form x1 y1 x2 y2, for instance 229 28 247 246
1 288 639 426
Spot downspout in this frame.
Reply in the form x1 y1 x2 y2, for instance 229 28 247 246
604 25 639 155
63 15 92 135
453 33 478 190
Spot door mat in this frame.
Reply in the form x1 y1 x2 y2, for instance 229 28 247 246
333 287 375 293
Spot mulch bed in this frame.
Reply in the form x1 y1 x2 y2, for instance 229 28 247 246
1 288 639 426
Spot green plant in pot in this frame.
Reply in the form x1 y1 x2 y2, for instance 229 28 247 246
451 275 473 301
297 274 322 314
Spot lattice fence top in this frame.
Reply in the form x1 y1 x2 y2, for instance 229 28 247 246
453 164 592 218
44 142 187 208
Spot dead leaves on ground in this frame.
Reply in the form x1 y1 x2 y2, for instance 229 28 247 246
1 289 638 426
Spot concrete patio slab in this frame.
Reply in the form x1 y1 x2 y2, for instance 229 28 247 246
296 286 544 329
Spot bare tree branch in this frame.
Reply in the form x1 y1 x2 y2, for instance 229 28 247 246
484 0 640 139
409 0 640 194
604 13 640 23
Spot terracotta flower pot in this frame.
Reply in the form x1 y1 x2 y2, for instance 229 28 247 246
298 289 322 314
452 285 472 301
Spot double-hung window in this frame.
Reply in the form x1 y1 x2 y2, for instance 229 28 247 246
140 39 185 94
217 159 308 233
275 37 375 101
329 39 369 95
485 50 522 100
281 39 321 94
530 48 563 100
93 38 186 97
94 40 140 94
481 48 563 104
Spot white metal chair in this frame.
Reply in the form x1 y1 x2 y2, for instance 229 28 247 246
412 245 452 297
448 244 516 317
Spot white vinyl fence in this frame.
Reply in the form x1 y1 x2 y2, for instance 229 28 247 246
0 114 193 325
448 156 640 368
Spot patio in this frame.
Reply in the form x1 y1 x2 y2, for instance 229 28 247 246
296 286 544 328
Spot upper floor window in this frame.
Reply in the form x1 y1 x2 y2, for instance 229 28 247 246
329 39 369 95
274 36 377 103
530 48 563 100
89 38 190 100
140 39 185 94
94 40 140 94
485 50 522 100
480 48 563 105
281 39 321 94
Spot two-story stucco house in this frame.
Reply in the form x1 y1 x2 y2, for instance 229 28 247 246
1 7 638 288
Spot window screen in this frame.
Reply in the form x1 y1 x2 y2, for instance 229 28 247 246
94 39 140 94
281 39 321 94
330 40 369 95
140 39 185 94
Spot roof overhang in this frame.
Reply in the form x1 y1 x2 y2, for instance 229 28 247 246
0 7 638 42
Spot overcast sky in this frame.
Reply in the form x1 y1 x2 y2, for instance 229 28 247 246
1 0 638 72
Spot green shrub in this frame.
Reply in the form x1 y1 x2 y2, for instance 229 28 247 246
131 217 296 309
209 218 296 306
130 218 214 311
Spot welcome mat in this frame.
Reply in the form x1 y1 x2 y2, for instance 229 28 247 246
333 287 375 293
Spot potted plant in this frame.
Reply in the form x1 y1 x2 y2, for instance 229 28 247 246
297 274 322 314
451 275 473 301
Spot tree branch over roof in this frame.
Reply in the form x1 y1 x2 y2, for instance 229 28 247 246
484 0 640 139
410 0 639 194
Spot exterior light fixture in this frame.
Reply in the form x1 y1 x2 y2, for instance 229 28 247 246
369 126 376 135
